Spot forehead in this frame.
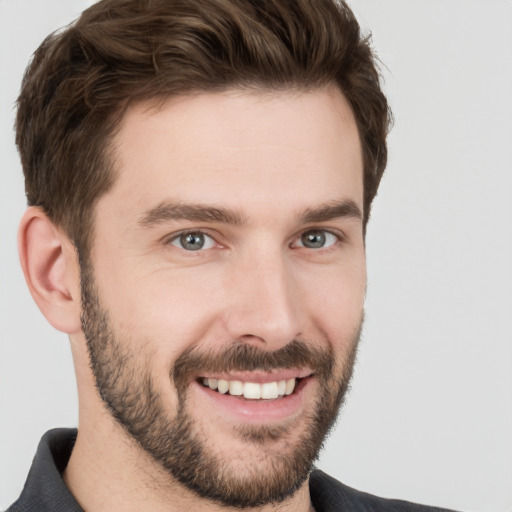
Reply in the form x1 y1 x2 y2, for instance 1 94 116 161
103 86 363 220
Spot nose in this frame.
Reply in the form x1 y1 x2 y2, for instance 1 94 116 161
222 249 302 351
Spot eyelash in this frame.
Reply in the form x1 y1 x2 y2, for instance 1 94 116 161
292 229 341 250
166 230 218 252
165 228 344 253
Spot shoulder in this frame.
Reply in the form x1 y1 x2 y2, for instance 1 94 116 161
309 470 457 512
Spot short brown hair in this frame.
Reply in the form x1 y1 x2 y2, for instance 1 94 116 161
16 0 391 254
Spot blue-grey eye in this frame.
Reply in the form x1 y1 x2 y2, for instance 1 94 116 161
299 230 337 249
170 232 215 251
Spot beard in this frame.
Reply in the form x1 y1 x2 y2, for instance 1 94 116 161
80 263 361 508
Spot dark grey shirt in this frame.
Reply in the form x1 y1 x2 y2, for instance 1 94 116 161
6 429 456 512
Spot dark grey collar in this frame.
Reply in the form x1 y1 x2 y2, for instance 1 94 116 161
7 429 455 512
7 428 82 511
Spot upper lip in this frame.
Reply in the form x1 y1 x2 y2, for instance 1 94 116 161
198 369 313 383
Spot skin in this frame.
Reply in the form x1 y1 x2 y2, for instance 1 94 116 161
19 85 366 512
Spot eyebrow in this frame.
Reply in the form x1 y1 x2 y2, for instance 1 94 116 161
138 202 247 227
297 199 362 224
138 198 362 229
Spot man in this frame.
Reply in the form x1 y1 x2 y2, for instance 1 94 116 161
7 0 455 511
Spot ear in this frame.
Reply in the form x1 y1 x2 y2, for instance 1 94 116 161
18 207 82 334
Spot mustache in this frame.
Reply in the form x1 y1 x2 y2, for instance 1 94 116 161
172 340 334 390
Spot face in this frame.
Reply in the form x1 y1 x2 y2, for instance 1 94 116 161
81 86 366 507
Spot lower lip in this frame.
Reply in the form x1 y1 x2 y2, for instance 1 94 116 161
192 377 312 424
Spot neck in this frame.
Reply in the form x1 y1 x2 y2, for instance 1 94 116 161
63 410 314 512
65 338 315 512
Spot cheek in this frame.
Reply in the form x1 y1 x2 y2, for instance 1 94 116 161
92 234 366 367
95 263 225 363
298 256 366 341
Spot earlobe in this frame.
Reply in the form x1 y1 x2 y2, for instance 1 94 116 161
18 207 82 334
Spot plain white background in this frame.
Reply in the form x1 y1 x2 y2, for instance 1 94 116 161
1 1 511 510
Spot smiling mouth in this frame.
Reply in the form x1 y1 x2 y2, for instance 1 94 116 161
200 377 303 400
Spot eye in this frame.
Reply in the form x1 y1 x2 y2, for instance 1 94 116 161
295 229 338 249
169 231 216 251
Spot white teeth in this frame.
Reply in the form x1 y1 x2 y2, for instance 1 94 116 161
285 378 296 395
203 377 299 399
229 380 243 396
261 381 279 399
243 382 262 399
217 379 229 394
